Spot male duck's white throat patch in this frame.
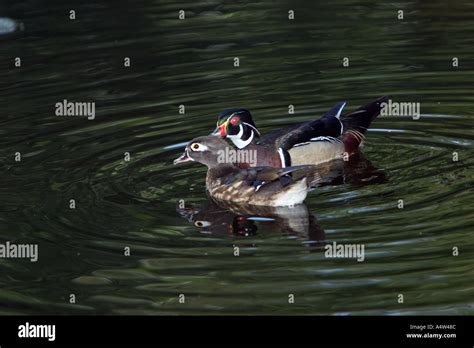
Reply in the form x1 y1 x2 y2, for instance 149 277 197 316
228 125 254 149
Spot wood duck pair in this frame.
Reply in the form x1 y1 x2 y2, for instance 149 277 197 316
174 97 387 206
211 96 388 168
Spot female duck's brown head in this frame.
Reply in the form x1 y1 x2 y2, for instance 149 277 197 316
173 136 232 168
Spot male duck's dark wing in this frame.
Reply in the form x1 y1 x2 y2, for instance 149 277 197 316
256 102 346 150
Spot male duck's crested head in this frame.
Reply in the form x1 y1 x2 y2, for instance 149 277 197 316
212 108 260 149
173 136 231 168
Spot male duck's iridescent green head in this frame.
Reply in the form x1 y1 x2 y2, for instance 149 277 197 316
212 108 260 149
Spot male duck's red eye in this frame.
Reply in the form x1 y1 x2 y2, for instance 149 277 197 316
230 116 239 125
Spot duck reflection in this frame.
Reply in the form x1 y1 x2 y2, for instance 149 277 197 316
328 152 387 186
177 199 325 245
303 152 387 187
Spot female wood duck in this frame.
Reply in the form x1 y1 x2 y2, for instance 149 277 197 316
211 96 388 168
173 136 321 206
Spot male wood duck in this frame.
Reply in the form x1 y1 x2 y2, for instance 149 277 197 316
211 96 388 168
173 136 321 206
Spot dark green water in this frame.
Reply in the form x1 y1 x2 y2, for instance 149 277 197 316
1 0 473 315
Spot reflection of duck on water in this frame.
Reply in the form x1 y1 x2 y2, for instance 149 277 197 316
177 199 325 245
315 151 387 187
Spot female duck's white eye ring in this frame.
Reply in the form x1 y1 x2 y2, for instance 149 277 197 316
190 143 209 152
194 221 210 227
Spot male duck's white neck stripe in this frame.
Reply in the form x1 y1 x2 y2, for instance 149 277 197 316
242 121 261 136
228 125 254 149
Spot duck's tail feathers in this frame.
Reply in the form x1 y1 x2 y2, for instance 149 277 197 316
341 96 388 135
340 96 388 154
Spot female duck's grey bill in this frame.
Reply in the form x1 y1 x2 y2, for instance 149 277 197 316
173 150 194 165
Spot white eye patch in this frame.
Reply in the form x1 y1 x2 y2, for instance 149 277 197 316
190 143 209 152
194 220 211 227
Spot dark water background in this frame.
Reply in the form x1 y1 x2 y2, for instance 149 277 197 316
0 0 473 315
